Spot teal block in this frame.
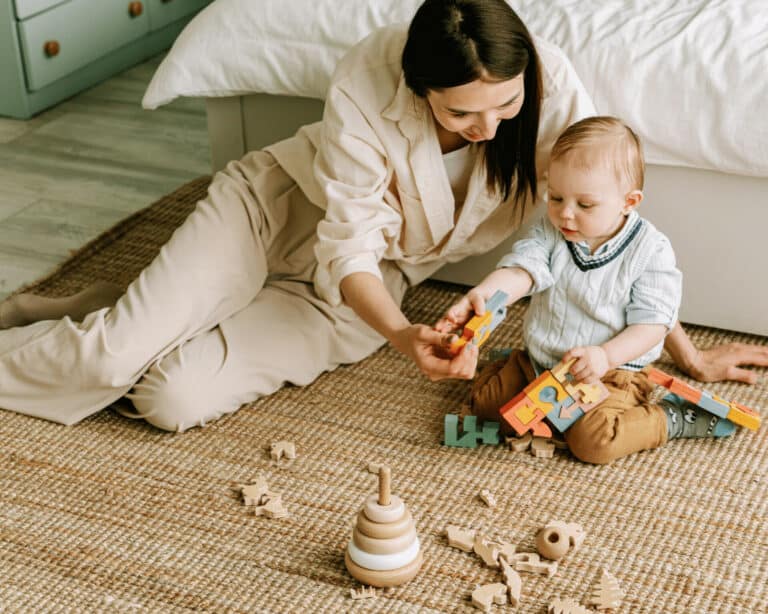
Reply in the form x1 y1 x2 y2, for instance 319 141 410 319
444 415 500 447
487 348 514 362
444 414 478 448
481 421 500 444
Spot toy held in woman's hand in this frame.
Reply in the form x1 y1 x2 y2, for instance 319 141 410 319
448 290 509 355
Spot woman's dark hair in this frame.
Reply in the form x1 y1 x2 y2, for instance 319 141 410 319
402 0 542 204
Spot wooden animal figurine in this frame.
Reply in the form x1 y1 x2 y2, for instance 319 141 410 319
345 465 423 587
471 583 507 613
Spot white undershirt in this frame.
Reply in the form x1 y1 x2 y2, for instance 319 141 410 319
442 144 475 204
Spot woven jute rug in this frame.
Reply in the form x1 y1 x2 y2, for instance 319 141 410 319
1 176 766 613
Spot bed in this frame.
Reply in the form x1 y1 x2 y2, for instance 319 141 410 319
142 0 768 337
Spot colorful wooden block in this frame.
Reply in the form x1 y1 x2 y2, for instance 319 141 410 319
563 380 609 410
550 358 575 386
728 402 761 431
444 414 480 448
499 391 553 438
481 421 501 445
644 366 761 431
525 373 570 411
545 395 584 433
696 391 731 419
500 361 609 436
549 358 610 411
444 414 500 447
449 290 509 354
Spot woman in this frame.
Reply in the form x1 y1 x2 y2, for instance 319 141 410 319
0 0 764 432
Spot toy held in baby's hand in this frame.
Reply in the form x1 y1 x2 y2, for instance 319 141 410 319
499 358 610 438
448 290 509 355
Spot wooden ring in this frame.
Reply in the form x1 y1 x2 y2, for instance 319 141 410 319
363 494 404 523
355 508 413 539
353 525 417 555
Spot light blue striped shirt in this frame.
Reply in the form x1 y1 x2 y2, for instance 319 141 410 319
497 211 682 371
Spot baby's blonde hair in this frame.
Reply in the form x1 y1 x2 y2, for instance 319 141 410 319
551 116 645 190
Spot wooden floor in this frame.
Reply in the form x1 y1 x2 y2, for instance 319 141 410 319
0 55 210 302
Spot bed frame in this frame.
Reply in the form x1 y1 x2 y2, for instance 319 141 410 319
207 95 768 337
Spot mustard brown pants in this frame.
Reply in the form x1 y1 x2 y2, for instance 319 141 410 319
471 350 669 464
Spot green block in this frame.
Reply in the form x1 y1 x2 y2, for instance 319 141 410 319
481 421 500 444
444 415 500 447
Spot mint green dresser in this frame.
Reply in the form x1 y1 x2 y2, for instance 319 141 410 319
0 0 211 118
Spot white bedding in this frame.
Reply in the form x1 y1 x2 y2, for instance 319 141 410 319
143 0 768 178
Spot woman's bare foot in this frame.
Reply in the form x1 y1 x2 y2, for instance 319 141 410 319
0 281 125 329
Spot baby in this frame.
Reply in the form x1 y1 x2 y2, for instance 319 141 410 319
437 116 734 464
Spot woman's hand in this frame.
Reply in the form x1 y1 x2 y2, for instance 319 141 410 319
563 346 610 384
683 342 768 384
664 322 768 384
391 324 479 381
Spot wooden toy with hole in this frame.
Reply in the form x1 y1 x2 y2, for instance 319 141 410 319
345 465 423 588
499 358 610 438
645 366 761 430
535 521 585 561
448 290 509 355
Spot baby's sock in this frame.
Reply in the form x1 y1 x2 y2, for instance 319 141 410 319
661 393 736 439
0 281 124 329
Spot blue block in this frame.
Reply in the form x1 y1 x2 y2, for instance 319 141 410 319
485 290 509 314
697 391 731 419
546 401 584 433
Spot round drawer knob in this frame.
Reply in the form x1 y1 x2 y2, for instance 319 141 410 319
128 1 143 17
43 41 60 57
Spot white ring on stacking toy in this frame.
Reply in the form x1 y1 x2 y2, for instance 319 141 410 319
353 526 417 555
347 536 421 571
364 494 404 523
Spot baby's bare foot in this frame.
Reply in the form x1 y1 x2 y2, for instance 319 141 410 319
0 281 124 329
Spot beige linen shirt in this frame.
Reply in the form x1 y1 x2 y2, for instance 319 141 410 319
266 24 595 307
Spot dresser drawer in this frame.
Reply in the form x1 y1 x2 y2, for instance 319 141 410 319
18 0 150 91
146 0 210 31
13 0 67 20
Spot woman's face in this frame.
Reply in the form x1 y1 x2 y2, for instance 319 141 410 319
426 73 525 142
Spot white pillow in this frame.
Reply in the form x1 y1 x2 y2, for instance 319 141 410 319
143 0 768 178
142 0 422 106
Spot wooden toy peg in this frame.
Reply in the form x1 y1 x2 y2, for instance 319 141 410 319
378 465 391 506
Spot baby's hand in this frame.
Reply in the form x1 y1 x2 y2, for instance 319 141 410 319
433 288 488 334
563 346 610 383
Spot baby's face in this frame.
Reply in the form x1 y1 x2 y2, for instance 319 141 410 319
547 152 635 252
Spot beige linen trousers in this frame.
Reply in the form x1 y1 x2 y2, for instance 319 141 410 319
0 152 407 431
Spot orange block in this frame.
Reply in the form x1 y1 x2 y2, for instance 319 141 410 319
448 311 492 354
669 379 703 404
500 391 549 437
645 367 673 387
